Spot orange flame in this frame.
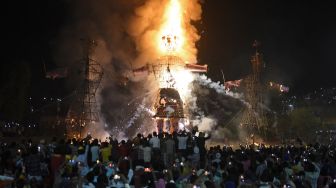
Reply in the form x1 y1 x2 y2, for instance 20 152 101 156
156 0 203 101
158 0 184 53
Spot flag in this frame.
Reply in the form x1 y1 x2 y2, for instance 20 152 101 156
225 79 242 90
46 68 68 79
185 64 208 73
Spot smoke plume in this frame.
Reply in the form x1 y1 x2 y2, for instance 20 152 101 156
187 76 247 143
54 0 203 138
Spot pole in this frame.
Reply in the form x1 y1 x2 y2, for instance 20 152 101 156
221 69 226 89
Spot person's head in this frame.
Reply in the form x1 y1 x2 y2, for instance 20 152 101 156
153 131 157 137
78 146 85 155
92 139 99 145
72 138 77 145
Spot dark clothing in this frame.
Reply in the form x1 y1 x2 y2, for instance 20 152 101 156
25 154 41 176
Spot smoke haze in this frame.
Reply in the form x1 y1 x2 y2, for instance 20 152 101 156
53 0 252 142
53 0 202 138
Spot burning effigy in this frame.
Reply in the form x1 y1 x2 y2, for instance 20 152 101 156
129 0 207 133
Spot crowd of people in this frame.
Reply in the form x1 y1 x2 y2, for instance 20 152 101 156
0 129 336 188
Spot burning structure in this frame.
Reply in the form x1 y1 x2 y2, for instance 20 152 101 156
151 57 207 133
39 0 286 142
132 46 207 133
130 0 207 133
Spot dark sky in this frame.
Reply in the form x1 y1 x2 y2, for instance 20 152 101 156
3 0 336 97
199 1 336 94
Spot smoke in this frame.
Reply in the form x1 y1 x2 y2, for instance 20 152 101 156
194 75 244 100
185 75 247 143
54 0 274 145
189 75 278 143
194 116 217 132
52 0 278 145
53 0 203 138
186 74 279 145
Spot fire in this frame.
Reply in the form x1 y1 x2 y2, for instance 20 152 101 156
159 67 194 101
158 0 184 53
156 0 197 101
173 69 194 100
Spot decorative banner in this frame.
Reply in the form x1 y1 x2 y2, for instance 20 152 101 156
184 64 208 73
224 79 243 90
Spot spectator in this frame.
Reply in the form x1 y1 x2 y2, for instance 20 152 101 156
24 145 42 182
90 139 100 166
100 141 112 163
164 134 176 167
149 131 160 152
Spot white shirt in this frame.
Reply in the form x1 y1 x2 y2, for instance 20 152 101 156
75 145 89 167
90 145 100 162
149 137 160 149
143 146 152 162
177 136 188 150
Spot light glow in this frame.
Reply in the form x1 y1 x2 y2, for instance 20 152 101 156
159 66 193 101
158 0 184 53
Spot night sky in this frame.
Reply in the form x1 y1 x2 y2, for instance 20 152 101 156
199 1 336 94
3 0 336 97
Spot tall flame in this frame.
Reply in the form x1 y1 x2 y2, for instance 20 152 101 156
158 0 184 53
156 0 200 101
